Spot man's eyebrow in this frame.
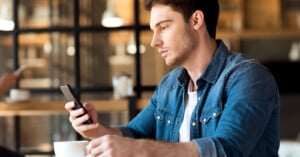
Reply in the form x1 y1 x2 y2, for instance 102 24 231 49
152 19 173 29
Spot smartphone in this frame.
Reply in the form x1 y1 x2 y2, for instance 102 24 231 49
60 84 93 124
14 64 27 76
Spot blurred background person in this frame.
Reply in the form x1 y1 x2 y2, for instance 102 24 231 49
0 72 19 98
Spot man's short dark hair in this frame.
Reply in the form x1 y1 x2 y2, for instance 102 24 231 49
144 0 219 38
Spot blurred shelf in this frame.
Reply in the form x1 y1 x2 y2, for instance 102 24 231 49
0 99 128 116
136 98 149 111
217 29 300 40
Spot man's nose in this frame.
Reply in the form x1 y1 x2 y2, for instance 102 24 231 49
151 34 161 48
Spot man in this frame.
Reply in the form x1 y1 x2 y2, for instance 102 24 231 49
65 0 280 156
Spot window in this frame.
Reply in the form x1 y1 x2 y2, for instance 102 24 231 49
0 0 172 100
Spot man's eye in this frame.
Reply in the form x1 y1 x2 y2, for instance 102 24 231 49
160 26 168 31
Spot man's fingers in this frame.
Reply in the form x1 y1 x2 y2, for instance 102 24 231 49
65 101 76 111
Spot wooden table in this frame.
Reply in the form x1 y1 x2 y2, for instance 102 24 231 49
0 98 149 154
0 99 130 154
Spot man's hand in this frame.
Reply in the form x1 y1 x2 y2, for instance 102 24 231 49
65 102 101 139
65 102 123 139
87 135 138 157
86 135 200 157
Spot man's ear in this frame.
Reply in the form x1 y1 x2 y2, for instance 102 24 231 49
191 10 204 30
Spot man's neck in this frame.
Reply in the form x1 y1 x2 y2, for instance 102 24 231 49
188 79 198 92
185 38 217 84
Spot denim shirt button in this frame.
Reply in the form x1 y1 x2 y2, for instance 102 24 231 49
213 113 217 117
192 122 196 126
203 118 207 123
157 116 161 120
167 120 171 124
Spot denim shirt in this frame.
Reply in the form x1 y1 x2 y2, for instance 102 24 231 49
119 40 280 157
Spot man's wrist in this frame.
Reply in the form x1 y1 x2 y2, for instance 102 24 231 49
135 140 199 157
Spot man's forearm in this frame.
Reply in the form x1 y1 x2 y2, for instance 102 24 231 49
135 139 199 157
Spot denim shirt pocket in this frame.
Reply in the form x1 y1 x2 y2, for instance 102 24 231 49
154 108 174 125
154 108 175 140
199 104 223 124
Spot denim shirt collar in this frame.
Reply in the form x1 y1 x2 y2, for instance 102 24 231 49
177 40 229 85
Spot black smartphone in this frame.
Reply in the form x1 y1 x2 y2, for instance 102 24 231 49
60 84 93 124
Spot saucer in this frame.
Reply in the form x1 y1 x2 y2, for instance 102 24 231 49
5 97 30 103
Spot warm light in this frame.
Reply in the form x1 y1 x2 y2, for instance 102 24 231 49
0 19 14 31
0 0 14 31
67 46 75 56
66 36 75 56
127 44 146 55
101 15 123 28
101 0 123 27
127 34 146 54
43 42 53 54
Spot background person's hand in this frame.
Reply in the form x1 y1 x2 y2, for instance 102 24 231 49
0 72 19 97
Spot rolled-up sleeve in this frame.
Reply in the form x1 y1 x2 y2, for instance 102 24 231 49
193 138 220 157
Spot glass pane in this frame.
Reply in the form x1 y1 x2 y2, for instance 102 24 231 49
139 0 150 25
18 33 74 89
0 0 14 31
20 115 75 154
140 31 174 86
80 0 134 27
0 33 13 74
19 0 73 28
80 31 135 89
0 116 17 150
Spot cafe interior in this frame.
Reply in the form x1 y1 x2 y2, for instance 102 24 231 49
0 0 300 156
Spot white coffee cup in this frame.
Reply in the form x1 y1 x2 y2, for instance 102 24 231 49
53 140 89 157
9 89 30 102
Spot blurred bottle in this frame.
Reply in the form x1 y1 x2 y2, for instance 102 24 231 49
112 74 133 99
289 41 300 62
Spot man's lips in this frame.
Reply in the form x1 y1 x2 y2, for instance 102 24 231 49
159 50 168 57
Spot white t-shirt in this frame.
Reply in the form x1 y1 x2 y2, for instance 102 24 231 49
179 90 198 142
